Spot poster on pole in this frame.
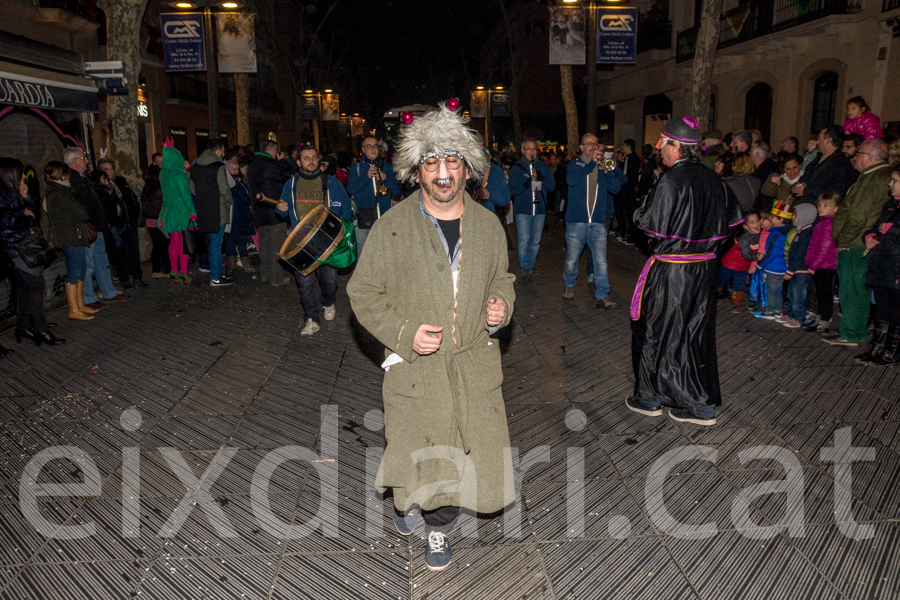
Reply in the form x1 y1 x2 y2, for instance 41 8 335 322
321 93 339 121
597 7 637 64
470 91 487 118
301 95 318 120
548 7 586 65
216 13 257 73
351 117 365 136
492 93 510 117
160 13 206 72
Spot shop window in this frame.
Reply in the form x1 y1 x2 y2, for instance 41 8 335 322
169 127 188 159
744 83 772 143
195 128 210 155
810 71 838 134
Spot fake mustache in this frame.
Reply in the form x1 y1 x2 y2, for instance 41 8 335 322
436 178 451 186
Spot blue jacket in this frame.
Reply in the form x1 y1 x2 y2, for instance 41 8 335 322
786 224 814 276
759 225 791 276
347 158 401 216
476 162 511 213
565 155 625 224
228 176 256 236
277 172 353 229
509 158 555 216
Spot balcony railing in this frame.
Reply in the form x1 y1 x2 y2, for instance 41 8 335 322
636 20 673 54
168 74 284 114
883 0 900 11
676 0 848 62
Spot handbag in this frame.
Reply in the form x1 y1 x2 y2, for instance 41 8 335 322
356 207 377 230
13 226 58 268
182 229 198 255
83 223 98 244
109 224 130 248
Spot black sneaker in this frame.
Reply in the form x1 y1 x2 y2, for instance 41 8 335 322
392 506 418 536
668 408 716 426
425 531 452 572
625 395 662 417
210 276 235 287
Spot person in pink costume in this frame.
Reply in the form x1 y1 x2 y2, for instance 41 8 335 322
842 96 882 142
158 141 196 283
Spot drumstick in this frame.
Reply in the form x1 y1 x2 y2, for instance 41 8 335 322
256 193 281 207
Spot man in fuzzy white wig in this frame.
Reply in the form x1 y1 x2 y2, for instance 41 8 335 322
347 103 516 572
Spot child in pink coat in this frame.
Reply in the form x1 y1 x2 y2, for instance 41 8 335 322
804 193 841 334
842 96 882 142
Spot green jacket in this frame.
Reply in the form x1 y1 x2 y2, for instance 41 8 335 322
832 163 891 249
44 180 90 248
158 146 194 236
347 191 516 514
700 144 724 170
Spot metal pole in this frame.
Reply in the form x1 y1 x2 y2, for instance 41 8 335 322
485 91 491 149
585 3 597 136
204 6 220 139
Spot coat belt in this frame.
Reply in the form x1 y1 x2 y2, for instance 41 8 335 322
443 331 489 456
630 253 717 320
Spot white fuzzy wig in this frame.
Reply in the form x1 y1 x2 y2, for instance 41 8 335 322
393 102 488 184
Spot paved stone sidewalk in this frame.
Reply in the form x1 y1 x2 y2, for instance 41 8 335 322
0 222 898 599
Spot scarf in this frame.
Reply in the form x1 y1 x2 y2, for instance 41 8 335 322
781 171 803 185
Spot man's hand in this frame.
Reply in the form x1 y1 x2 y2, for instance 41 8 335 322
99 147 107 159
865 236 879 250
486 297 505 327
791 182 806 196
22 208 34 218
473 188 491 201
412 324 443 355
276 200 289 213
367 165 379 179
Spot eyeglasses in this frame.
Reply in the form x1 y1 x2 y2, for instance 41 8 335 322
581 141 598 147
421 154 462 172
855 151 871 156
361 144 377 149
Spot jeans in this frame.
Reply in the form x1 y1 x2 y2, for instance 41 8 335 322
564 222 610 299
12 258 48 335
62 246 87 285
355 226 370 256
515 213 545 271
836 248 871 343
258 223 287 283
786 273 812 321
717 265 748 293
762 274 783 313
207 224 226 280
83 232 119 303
294 264 337 323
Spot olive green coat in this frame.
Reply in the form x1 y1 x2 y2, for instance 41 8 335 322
347 191 516 514
44 180 90 248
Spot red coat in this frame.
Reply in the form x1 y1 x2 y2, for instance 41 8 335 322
843 111 882 142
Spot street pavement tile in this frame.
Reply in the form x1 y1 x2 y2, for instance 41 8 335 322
514 438 618 483
0 502 79 566
576 400 682 437
0 452 120 504
227 411 321 450
788 522 900 599
207 448 309 497
768 422 899 468
540 537 696 600
599 431 712 478
101 451 214 499
664 530 845 600
273 551 408 600
1 559 145 600
138 554 277 600
139 415 240 452
411 544 551 599
827 460 900 519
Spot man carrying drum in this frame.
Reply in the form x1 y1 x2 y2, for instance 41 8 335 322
276 146 353 336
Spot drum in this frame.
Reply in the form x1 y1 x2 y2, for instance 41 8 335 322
278 204 345 276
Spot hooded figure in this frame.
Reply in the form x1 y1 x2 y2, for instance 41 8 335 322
158 146 194 237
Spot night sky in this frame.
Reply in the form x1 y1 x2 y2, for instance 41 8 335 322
312 0 504 116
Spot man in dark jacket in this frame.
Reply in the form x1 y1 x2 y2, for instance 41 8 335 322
63 147 130 308
246 140 294 285
190 140 234 287
793 125 858 204
751 141 780 211
99 159 145 288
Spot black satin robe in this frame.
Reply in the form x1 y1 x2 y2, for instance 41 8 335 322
632 159 743 411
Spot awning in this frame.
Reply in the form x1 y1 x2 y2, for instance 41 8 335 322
0 60 98 112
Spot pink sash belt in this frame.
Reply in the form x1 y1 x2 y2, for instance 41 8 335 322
630 253 717 320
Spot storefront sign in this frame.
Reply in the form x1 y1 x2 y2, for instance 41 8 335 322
597 7 637 64
302 95 318 120
492 93 510 117
137 101 149 118
0 73 98 112
160 13 206 72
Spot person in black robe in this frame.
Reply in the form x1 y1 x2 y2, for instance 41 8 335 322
627 116 743 426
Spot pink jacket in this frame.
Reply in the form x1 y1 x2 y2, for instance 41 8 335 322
843 111 882 142
805 215 838 271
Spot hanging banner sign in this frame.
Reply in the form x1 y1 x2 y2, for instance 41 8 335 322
351 116 365 136
321 93 339 121
470 91 487 118
492 92 510 117
160 13 206 72
216 13 257 73
548 7 586 65
597 7 637 64
302 95 318 120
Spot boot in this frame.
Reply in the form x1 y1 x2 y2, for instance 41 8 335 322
730 291 746 313
855 321 889 364
66 282 94 321
815 320 831 336
872 326 900 366
240 256 258 273
227 255 239 274
76 280 100 314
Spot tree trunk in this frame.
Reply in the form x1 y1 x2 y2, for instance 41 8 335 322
102 0 149 194
690 0 723 131
294 89 305 146
560 65 579 155
235 74 250 145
